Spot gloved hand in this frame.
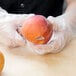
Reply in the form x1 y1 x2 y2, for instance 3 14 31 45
0 7 35 47
28 14 73 55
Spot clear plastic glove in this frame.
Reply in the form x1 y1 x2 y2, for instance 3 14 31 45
28 14 73 55
0 7 35 47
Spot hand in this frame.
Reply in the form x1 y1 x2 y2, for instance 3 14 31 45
28 14 73 55
0 7 35 47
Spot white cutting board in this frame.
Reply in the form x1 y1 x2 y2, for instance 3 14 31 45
0 38 76 76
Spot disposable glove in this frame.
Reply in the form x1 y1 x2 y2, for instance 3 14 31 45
28 14 74 55
0 7 35 47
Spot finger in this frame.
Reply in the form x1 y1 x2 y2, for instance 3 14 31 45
47 16 61 31
0 23 25 47
30 32 65 55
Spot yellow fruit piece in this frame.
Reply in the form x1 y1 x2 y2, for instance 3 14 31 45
0 52 4 72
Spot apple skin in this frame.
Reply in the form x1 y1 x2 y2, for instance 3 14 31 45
21 15 53 44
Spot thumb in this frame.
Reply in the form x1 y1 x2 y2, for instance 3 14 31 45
7 25 26 47
47 16 61 31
